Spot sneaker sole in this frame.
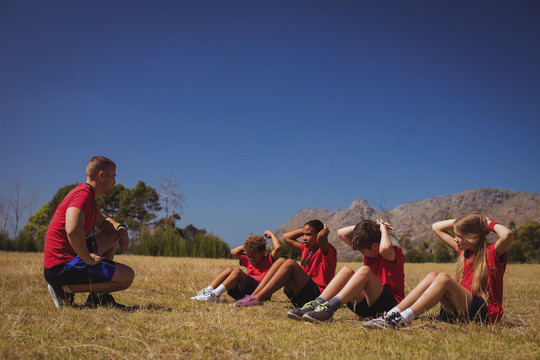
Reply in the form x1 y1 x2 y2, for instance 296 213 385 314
302 314 327 323
230 302 263 307
286 312 304 321
48 285 61 308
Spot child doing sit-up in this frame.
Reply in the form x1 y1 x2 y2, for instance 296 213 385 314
288 219 405 322
191 230 281 303
230 219 337 308
364 211 512 329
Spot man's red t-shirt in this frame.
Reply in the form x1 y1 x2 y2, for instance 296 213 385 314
239 254 274 282
43 183 98 268
460 244 507 324
299 243 337 292
364 246 405 302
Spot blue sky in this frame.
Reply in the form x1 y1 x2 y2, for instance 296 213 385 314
1 1 539 247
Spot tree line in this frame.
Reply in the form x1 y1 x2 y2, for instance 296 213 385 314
1 181 538 264
0 179 231 258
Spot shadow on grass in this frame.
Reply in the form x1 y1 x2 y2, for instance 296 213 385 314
70 304 173 312
420 314 527 329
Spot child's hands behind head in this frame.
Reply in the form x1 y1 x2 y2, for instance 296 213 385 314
376 219 394 231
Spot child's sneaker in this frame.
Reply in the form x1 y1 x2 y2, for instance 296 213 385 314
194 291 220 303
190 288 211 300
302 302 333 323
362 314 388 329
287 300 321 320
363 312 410 329
230 295 263 307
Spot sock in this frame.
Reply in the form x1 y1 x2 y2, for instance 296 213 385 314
212 284 227 297
205 286 215 291
326 296 343 313
314 296 327 304
401 308 415 323
62 285 73 294
387 307 401 315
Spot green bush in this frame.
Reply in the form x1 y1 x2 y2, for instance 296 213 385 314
405 248 433 263
129 229 231 258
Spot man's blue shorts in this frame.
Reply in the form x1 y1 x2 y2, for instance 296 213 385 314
44 256 116 286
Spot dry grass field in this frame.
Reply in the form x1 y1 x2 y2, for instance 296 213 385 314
1 251 539 359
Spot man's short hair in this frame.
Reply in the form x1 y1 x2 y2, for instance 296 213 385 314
243 235 266 253
86 156 116 180
350 220 381 251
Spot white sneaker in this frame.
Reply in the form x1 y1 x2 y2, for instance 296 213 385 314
362 314 388 329
190 289 211 300
193 291 220 303
363 312 410 329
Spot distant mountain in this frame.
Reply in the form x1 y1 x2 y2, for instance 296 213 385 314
275 188 540 261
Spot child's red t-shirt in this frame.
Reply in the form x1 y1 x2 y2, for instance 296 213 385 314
299 243 337 292
239 254 274 282
43 183 98 268
460 243 507 324
364 246 405 301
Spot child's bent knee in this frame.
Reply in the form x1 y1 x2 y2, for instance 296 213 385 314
339 266 354 275
231 268 244 276
357 266 374 277
435 272 453 284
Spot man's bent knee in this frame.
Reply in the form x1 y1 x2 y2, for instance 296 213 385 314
113 264 135 289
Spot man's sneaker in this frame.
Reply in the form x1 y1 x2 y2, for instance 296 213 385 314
190 288 211 300
84 293 126 309
230 295 263 307
287 300 321 320
47 284 74 308
302 302 334 323
193 291 220 303
363 312 410 329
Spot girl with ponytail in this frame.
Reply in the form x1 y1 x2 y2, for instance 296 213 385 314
363 211 513 329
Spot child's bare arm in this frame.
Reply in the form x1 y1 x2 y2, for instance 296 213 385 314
490 218 513 256
264 230 282 261
283 228 303 254
377 219 396 261
337 225 355 248
231 245 244 259
432 219 459 252
317 223 330 255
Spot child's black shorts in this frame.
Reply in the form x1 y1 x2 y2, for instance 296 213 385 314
227 275 259 300
438 293 489 324
284 278 321 308
346 286 398 318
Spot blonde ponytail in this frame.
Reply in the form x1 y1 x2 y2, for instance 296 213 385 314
453 211 491 302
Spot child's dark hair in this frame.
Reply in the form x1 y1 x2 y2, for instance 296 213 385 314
351 220 381 251
243 235 266 253
304 219 324 233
